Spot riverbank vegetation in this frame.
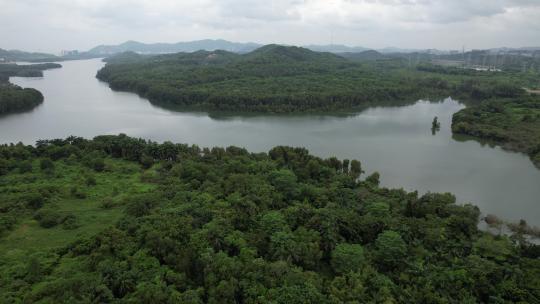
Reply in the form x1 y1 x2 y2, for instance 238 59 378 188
0 63 61 115
452 95 540 168
96 45 528 113
0 135 539 302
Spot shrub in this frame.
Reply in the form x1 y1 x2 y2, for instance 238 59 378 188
82 152 106 172
34 210 62 228
39 158 55 173
23 191 46 209
34 210 78 229
85 175 97 186
125 193 159 217
140 170 159 182
0 215 17 235
70 186 87 199
0 158 11 175
140 154 154 169
100 197 116 209
90 158 106 172
18 160 33 174
62 214 80 230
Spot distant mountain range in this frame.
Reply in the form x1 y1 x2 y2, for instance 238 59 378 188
2 40 539 63
88 39 262 55
339 50 387 61
0 48 59 62
303 44 369 53
86 39 451 56
0 48 101 63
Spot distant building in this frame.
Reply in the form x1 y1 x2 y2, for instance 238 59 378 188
431 59 464 67
468 65 502 72
61 50 79 56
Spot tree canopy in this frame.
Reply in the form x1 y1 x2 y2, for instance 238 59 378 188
96 45 527 113
0 134 538 302
452 95 540 168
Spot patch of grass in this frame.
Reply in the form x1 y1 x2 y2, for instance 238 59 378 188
0 157 155 262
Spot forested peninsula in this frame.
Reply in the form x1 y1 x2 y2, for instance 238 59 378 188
452 95 540 168
96 45 526 113
0 135 539 302
0 63 61 115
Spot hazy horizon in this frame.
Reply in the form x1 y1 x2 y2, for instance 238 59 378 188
3 38 540 55
1 0 540 53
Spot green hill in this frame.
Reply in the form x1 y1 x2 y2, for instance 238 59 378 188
97 44 532 113
244 44 345 63
88 39 262 55
96 45 448 112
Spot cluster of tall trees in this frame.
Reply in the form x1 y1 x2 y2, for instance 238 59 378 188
0 134 539 302
97 45 525 113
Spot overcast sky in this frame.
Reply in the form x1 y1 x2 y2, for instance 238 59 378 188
1 0 539 53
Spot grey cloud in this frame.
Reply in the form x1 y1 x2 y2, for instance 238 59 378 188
0 0 539 52
215 0 303 21
347 0 540 24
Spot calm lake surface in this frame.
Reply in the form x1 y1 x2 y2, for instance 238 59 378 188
2 59 539 225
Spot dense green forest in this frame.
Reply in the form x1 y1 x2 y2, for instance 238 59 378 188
452 95 540 168
0 83 44 115
0 63 61 115
96 45 527 113
0 135 539 302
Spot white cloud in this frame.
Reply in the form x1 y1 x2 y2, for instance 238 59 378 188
0 0 539 52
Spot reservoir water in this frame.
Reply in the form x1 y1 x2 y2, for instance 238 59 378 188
2 59 539 226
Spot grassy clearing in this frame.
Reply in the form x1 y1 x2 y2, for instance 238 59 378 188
0 157 155 266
